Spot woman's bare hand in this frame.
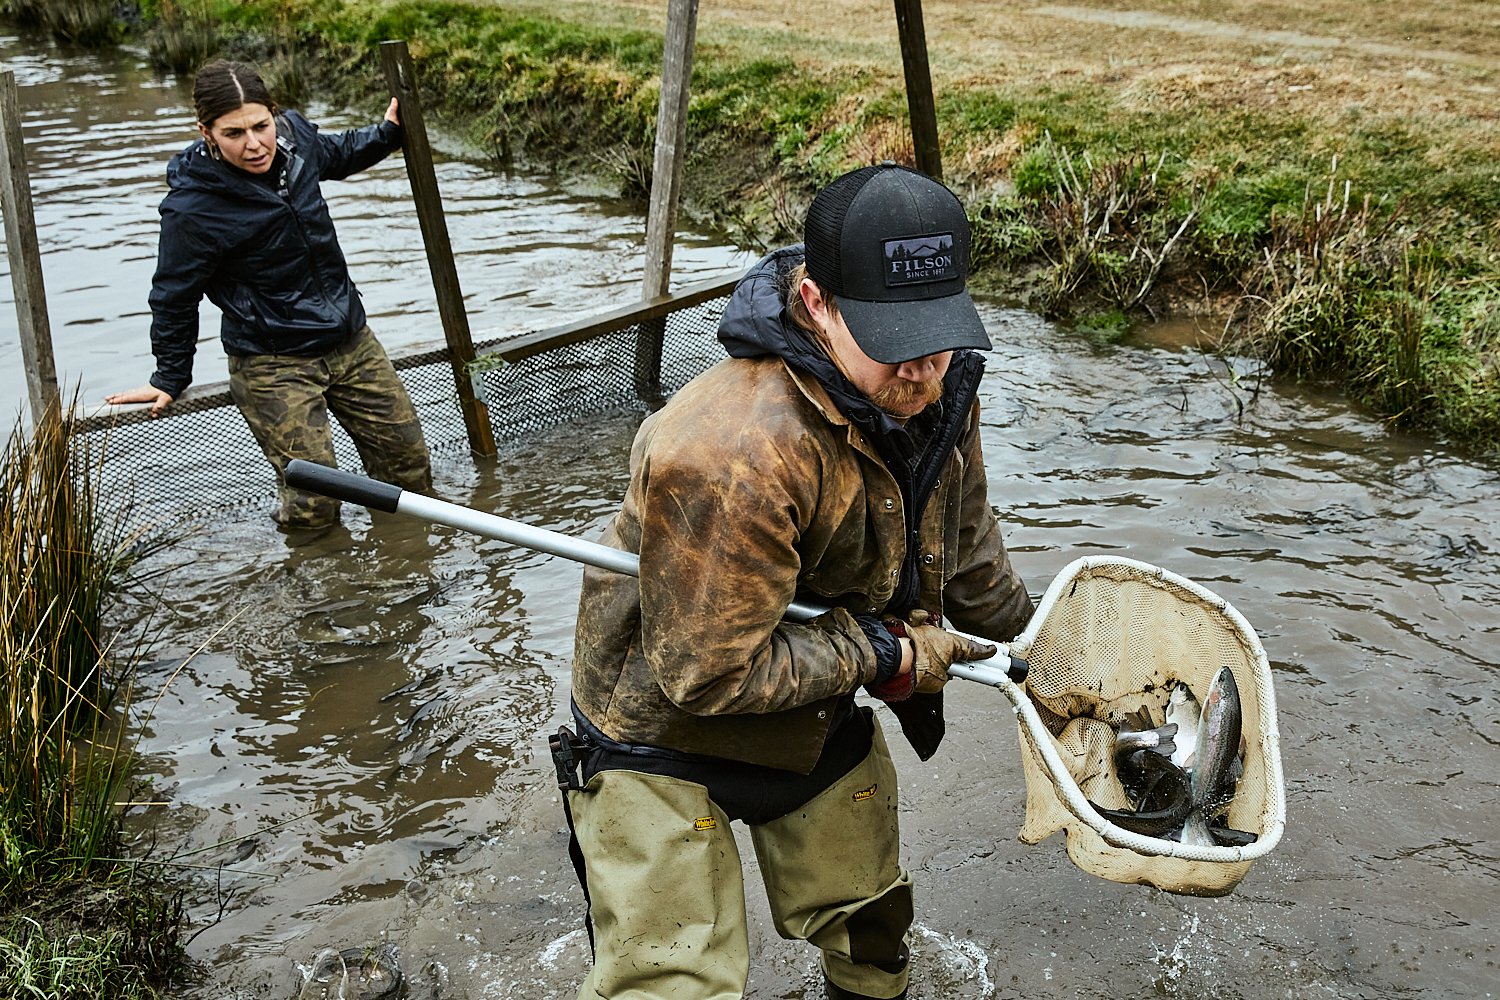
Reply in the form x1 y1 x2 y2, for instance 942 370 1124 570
104 384 174 415
384 97 400 126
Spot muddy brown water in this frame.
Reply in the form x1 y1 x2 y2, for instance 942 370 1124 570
7 27 1500 1000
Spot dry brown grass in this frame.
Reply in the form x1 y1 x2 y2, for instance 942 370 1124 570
486 0 1499 128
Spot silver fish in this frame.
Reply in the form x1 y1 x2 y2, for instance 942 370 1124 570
1115 711 1178 761
1177 666 1246 847
1164 680 1201 771
1094 675 1256 846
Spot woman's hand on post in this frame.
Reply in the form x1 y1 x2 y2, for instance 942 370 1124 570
384 97 400 126
104 384 174 416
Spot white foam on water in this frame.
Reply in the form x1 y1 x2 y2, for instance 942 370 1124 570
913 922 996 996
539 928 586 969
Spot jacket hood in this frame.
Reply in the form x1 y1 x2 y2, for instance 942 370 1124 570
718 244 986 458
717 244 815 363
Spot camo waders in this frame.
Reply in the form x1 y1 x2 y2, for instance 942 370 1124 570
229 326 431 528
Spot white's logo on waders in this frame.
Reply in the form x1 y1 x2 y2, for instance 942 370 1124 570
693 816 717 831
853 784 878 802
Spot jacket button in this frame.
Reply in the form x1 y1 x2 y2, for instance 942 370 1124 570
867 606 877 613
884 499 895 510
817 710 827 720
923 553 935 565
890 569 898 577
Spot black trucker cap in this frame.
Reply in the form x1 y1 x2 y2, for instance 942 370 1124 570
804 162 991 364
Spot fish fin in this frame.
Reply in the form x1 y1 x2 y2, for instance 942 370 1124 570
1119 708 1154 735
1208 824 1259 847
1145 723 1177 759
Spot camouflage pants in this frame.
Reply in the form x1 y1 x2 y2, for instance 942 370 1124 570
228 327 432 529
567 720 912 999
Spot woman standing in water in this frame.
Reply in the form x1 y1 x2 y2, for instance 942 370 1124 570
106 59 432 531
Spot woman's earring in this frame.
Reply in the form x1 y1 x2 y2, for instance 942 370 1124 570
206 140 222 161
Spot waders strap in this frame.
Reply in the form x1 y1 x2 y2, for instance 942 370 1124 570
549 725 596 956
549 725 587 791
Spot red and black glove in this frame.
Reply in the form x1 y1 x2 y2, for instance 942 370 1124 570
858 611 998 761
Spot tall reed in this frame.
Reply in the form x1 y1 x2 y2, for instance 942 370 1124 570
0 405 133 890
146 0 221 74
1 0 123 45
1018 134 1203 318
0 401 186 998
1235 166 1422 390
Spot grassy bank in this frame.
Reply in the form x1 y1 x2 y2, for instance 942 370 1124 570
0 407 183 999
10 0 1500 451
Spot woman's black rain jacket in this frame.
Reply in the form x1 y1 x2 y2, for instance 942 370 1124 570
145 109 402 398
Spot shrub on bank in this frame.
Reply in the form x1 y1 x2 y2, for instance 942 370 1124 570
0 407 184 998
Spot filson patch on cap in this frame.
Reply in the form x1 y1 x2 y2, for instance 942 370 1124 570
884 233 957 287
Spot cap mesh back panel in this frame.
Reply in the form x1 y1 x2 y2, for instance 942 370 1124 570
804 165 882 294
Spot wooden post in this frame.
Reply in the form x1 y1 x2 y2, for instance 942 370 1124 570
0 68 60 423
892 0 942 180
379 40 496 458
636 0 699 404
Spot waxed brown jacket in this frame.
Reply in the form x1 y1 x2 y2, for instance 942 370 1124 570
571 340 1033 773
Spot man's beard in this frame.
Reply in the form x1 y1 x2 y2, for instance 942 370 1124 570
871 377 943 415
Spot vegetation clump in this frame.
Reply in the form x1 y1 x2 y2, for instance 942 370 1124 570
0 406 185 999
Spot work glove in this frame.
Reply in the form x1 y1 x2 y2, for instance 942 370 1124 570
860 611 998 762
902 609 998 694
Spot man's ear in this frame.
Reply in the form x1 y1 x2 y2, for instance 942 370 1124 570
799 278 829 327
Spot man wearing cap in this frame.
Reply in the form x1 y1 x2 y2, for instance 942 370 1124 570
558 163 1033 1000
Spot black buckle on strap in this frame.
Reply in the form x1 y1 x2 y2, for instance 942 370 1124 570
549 725 587 791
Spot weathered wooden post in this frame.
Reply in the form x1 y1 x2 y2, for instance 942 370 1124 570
379 39 496 458
636 0 699 404
892 0 942 180
0 68 60 423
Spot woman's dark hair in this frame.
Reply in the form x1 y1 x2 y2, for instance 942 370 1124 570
193 60 277 126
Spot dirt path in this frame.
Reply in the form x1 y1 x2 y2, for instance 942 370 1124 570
1030 4 1497 69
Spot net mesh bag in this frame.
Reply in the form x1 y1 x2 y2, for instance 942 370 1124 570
1007 555 1285 897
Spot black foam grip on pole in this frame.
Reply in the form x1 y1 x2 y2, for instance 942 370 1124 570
1008 655 1029 685
284 460 402 513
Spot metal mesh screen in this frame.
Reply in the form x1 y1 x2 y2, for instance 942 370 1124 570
473 307 728 443
74 274 739 537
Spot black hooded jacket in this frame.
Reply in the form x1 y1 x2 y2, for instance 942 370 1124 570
146 109 402 398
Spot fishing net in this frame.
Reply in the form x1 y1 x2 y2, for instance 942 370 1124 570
1005 555 1285 897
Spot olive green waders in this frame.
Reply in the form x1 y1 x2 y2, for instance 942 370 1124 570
566 722 912 1000
229 326 431 528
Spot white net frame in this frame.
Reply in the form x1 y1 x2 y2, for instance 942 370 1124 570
952 555 1286 896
